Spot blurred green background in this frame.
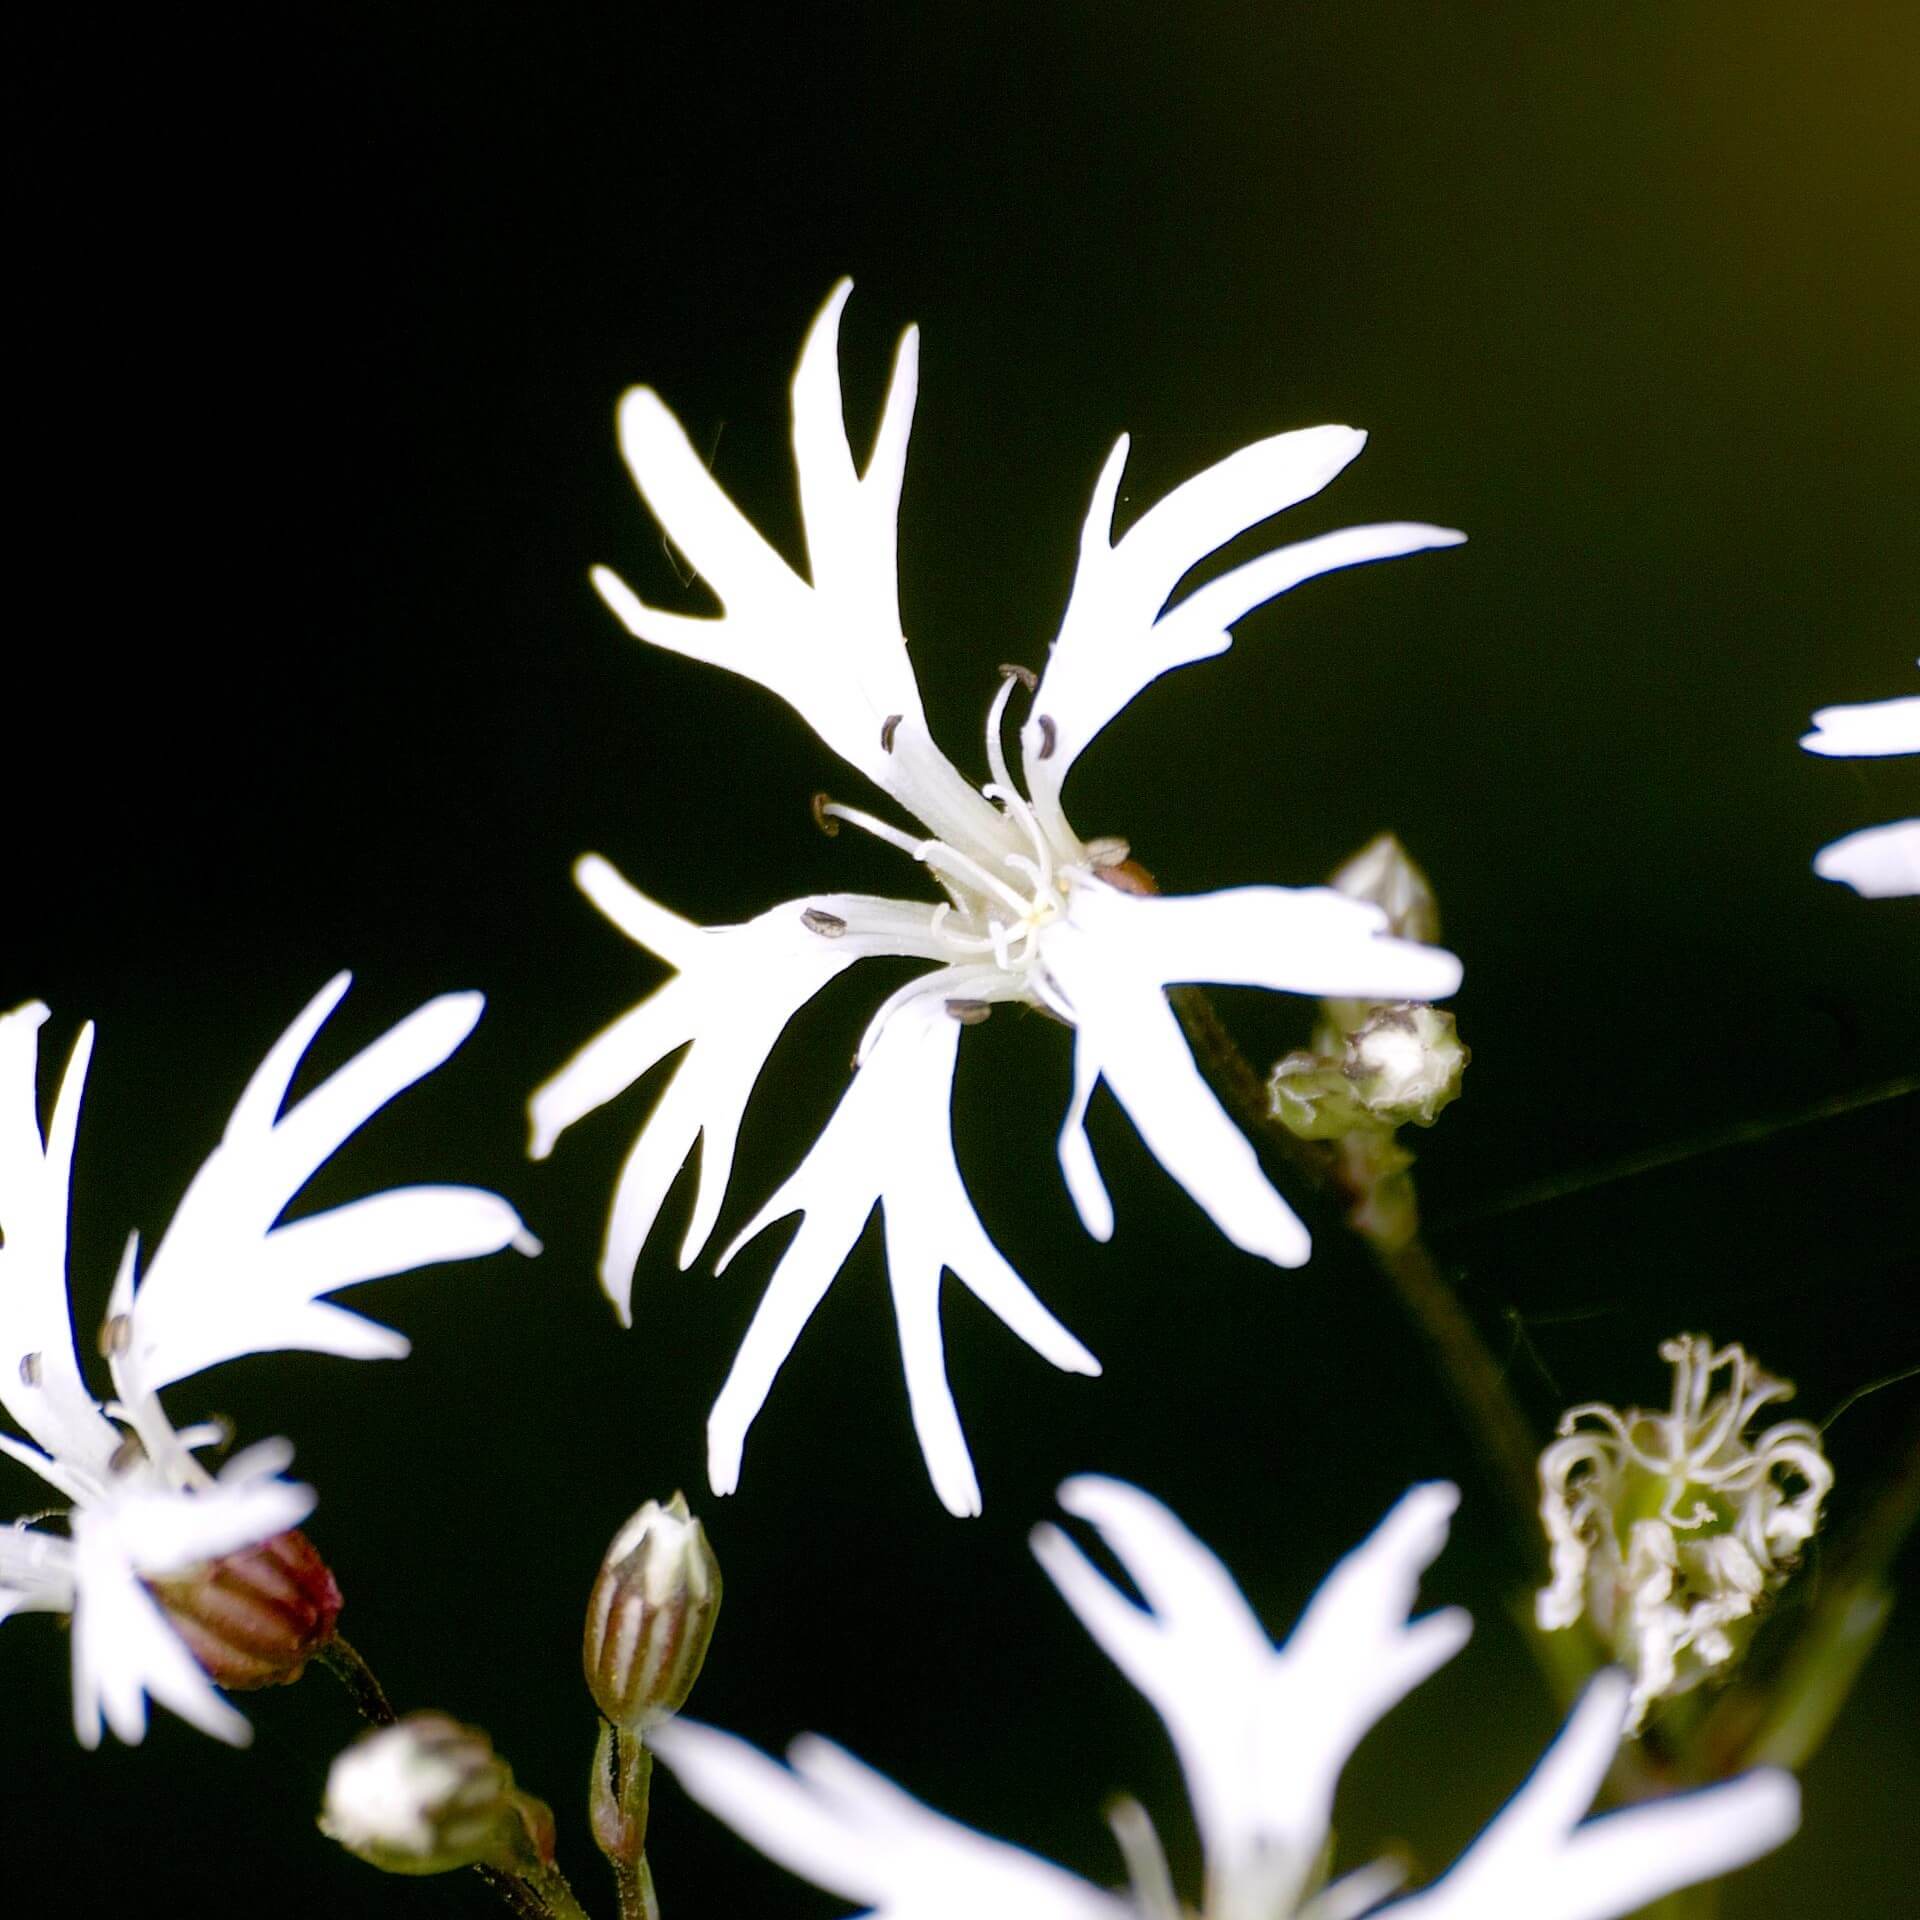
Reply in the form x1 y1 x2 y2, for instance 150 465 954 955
7 4 1916 1914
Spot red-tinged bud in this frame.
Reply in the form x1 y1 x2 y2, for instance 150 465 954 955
148 1526 342 1690
584 1493 721 1730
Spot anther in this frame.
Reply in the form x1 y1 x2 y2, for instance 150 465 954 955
109 1432 147 1475
98 1314 132 1359
945 999 993 1025
997 663 1038 691
1035 714 1058 760
810 792 841 836
880 713 902 752
18 1351 42 1388
801 908 848 938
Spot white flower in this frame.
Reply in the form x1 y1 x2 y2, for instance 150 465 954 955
535 280 1465 1514
0 977 538 1746
647 1478 1800 1920
1799 661 1920 896
1536 1335 1832 1734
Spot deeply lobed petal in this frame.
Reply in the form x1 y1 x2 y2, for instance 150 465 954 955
1386 1672 1799 1920
710 995 1097 1517
120 977 535 1394
0 1006 121 1472
1799 675 1920 758
1033 1478 1467 1904
647 1718 1129 1920
1021 426 1462 834
531 856 952 1315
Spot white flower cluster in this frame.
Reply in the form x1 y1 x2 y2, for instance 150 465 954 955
1537 1334 1832 1732
0 981 535 1744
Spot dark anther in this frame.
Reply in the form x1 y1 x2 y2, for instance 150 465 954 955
945 999 994 1025
98 1313 132 1359
18 1351 42 1388
810 793 841 836
997 662 1038 691
109 1433 147 1476
1035 714 1058 760
880 713 903 752
801 908 849 938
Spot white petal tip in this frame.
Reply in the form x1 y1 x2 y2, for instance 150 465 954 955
511 1228 544 1259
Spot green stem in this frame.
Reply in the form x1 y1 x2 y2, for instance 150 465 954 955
1170 987 1545 1580
593 1721 663 1920
316 1633 396 1726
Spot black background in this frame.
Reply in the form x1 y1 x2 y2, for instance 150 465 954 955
6 5 1917 1915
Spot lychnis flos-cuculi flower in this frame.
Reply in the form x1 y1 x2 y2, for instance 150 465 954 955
0 979 538 1745
647 1478 1800 1920
533 281 1465 1514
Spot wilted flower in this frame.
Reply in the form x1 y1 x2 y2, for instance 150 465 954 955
1799 662 1920 896
321 1711 554 1876
1537 1334 1833 1733
649 1477 1799 1920
0 979 538 1745
534 281 1464 1513
585 1490 722 1730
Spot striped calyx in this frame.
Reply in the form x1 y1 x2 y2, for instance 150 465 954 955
584 1492 721 1730
148 1526 343 1690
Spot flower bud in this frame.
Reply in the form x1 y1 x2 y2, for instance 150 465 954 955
1536 1335 1833 1733
147 1526 342 1690
1329 831 1440 946
1269 1005 1468 1139
584 1492 721 1730
320 1712 554 1877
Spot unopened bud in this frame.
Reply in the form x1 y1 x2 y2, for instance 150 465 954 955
1536 1335 1833 1734
1269 1005 1468 1140
584 1492 721 1730
148 1527 342 1690
1329 831 1440 945
321 1713 555 1877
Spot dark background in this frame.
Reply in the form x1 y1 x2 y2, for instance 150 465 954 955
7 4 1917 1914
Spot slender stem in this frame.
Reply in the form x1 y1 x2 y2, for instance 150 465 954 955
1170 987 1544 1577
316 1634 396 1726
593 1720 663 1920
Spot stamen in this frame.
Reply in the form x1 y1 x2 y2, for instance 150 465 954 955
1035 714 1058 760
18 1352 41 1387
810 792 841 836
1084 835 1131 867
108 1432 147 1475
983 672 1020 795
880 713 902 753
997 662 1038 690
1103 1796 1180 1920
801 908 848 938
945 999 993 1025
98 1314 131 1359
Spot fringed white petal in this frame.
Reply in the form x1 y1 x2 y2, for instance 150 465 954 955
532 857 951 1315
0 1005 120 1470
1811 819 1920 898
1022 424 1461 830
593 284 1005 855
709 996 1095 1516
647 1719 1128 1920
121 978 533 1395
1386 1672 1800 1920
1041 923 1312 1268
1033 1479 1466 1904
